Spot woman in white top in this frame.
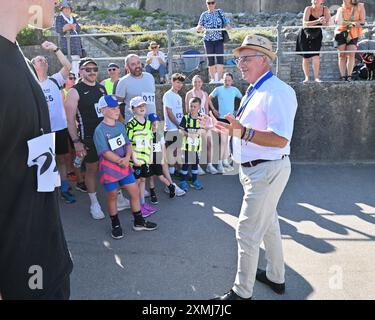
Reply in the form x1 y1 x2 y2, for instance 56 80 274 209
145 41 167 84
185 75 218 174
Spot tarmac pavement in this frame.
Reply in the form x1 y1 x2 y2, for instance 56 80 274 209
60 163 375 300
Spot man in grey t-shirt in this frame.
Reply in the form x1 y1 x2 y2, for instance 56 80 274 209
115 54 156 123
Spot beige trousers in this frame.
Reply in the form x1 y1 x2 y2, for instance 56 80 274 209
232 156 291 298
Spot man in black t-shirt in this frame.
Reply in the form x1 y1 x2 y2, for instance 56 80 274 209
65 58 107 220
0 0 72 300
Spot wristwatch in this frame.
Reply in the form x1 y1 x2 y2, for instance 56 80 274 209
53 47 60 53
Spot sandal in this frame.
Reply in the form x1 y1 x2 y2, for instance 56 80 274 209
346 76 353 82
339 76 347 81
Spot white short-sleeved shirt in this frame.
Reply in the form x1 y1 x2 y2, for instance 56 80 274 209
163 89 184 131
146 51 166 70
232 73 298 163
115 72 156 122
39 72 67 132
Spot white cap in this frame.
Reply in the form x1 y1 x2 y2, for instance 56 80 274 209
130 96 146 108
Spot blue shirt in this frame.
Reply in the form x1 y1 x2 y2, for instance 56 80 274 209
94 121 132 184
198 9 230 42
210 85 243 117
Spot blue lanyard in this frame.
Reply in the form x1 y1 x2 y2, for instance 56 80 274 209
236 71 273 120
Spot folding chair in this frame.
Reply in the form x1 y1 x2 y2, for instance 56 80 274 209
173 50 206 80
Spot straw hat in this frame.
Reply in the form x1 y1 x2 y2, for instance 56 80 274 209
233 35 276 61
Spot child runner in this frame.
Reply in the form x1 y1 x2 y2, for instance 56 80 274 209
93 95 157 239
148 113 182 204
163 73 186 177
126 96 157 217
178 97 204 192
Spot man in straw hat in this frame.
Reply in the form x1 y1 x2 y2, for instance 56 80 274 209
145 41 167 84
204 35 298 300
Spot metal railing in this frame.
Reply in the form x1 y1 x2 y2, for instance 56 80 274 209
59 23 375 79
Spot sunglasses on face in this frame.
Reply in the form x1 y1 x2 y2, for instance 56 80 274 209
207 1 215 5
68 77 76 80
81 67 99 73
151 46 158 49
108 68 117 72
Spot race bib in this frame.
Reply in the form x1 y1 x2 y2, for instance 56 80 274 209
108 134 126 151
135 138 149 149
94 103 104 118
187 137 199 146
27 133 61 192
142 92 156 105
153 142 162 153
175 112 183 122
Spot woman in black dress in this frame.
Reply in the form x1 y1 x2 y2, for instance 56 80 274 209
296 0 331 82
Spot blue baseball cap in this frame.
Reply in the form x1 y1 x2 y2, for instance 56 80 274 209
148 113 161 123
97 95 120 109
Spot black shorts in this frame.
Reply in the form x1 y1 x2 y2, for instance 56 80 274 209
204 40 224 66
82 138 99 163
334 32 359 47
164 131 179 148
55 128 69 155
133 164 152 179
149 164 163 176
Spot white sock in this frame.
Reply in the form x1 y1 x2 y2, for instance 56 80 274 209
169 167 175 175
218 160 223 166
88 192 99 206
208 163 213 167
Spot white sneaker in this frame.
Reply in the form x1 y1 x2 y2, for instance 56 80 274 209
90 203 105 220
206 164 218 175
144 189 150 198
209 79 216 84
223 160 234 172
216 163 225 174
224 164 235 172
117 191 130 211
174 183 186 196
197 165 206 175
165 183 186 196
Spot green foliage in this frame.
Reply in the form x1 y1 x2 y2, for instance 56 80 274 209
16 27 52 46
230 29 277 43
127 33 168 50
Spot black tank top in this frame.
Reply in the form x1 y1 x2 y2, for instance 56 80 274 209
74 81 107 139
309 6 325 25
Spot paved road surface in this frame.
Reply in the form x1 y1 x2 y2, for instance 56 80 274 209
60 164 375 300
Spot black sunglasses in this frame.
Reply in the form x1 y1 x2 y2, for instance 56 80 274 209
207 1 215 4
81 67 99 73
68 76 76 80
108 68 117 71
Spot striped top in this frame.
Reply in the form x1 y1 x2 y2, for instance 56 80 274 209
179 114 202 152
126 117 153 165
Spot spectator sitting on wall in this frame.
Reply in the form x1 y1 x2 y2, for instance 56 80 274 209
55 0 84 78
101 63 121 95
145 41 167 84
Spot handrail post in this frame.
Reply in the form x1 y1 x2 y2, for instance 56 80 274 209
66 33 72 62
276 22 282 77
167 24 173 81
